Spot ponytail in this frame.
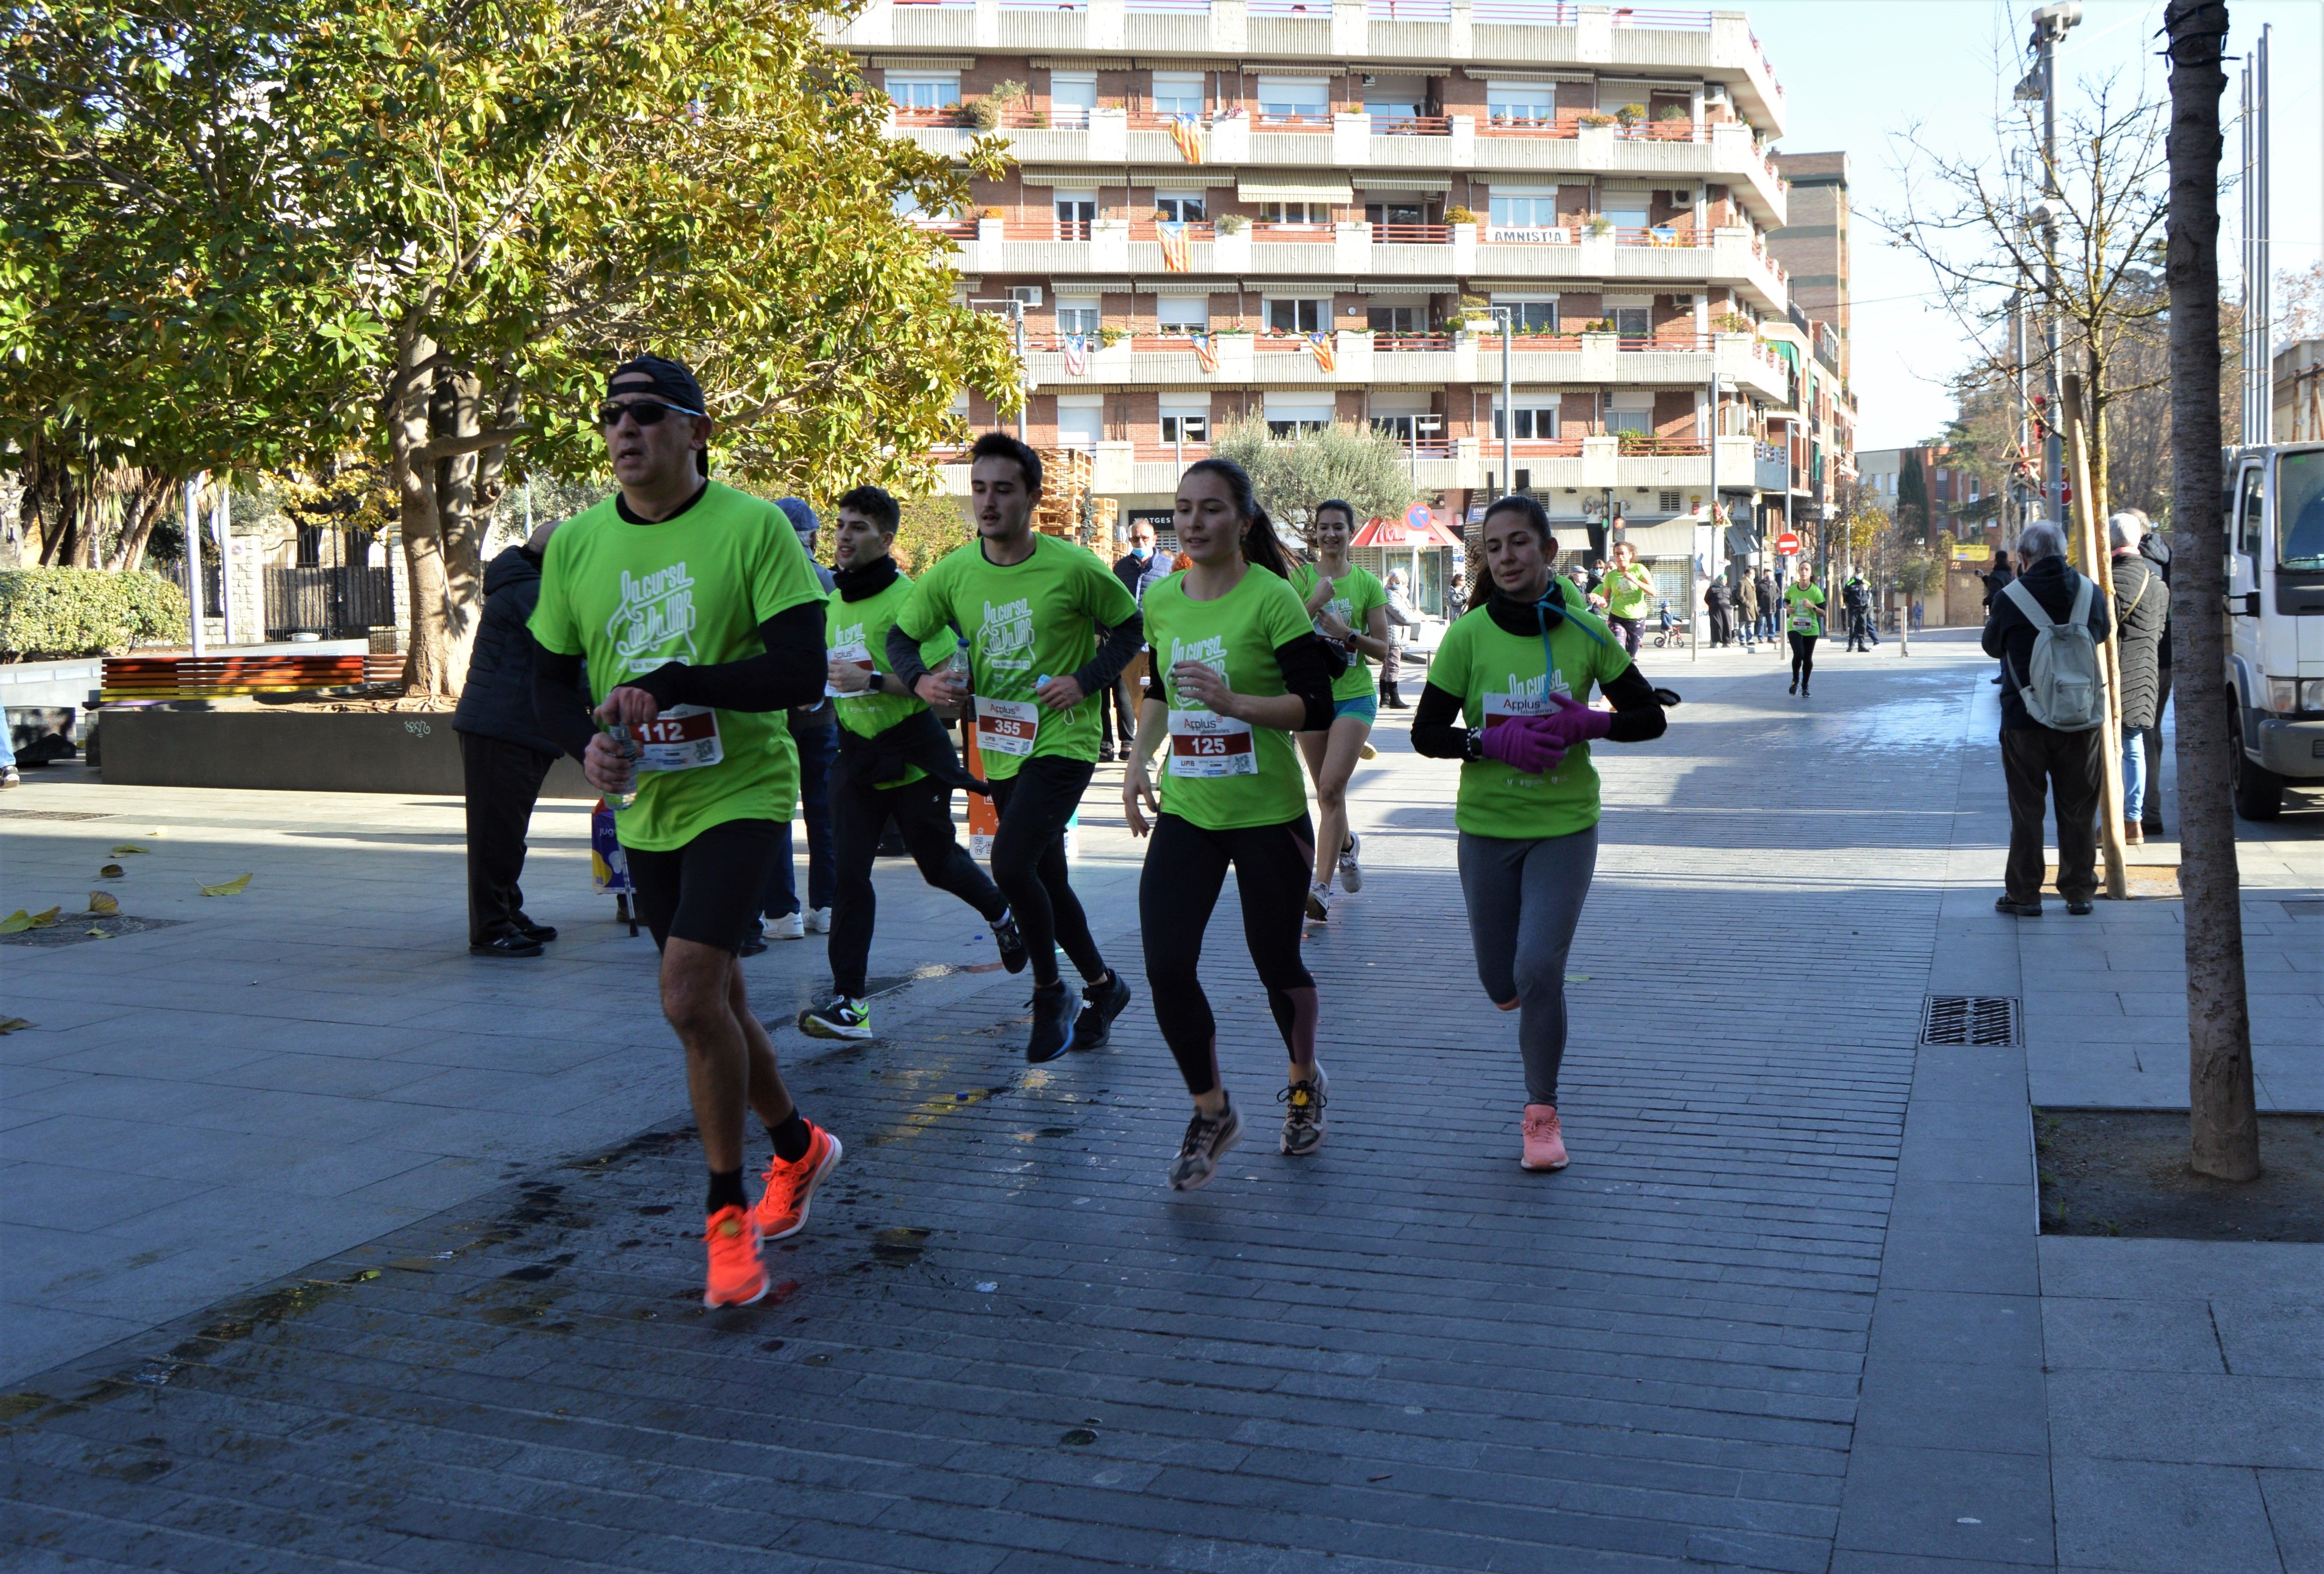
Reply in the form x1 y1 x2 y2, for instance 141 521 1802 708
1180 457 1294 580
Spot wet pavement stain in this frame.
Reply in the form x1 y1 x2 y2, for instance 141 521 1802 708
869 1227 931 1266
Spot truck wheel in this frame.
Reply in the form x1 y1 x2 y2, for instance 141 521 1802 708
2230 704 2285 821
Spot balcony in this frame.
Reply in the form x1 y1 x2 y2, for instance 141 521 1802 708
833 0 1786 138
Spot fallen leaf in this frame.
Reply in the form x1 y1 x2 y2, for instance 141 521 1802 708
26 907 59 929
88 892 119 915
1565 973 1590 983
199 874 252 897
0 911 30 934
84 927 112 938
99 864 124 879
0 1017 33 1033
110 845 149 856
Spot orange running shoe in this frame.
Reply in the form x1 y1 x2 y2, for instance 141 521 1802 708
754 1123 843 1241
702 1205 767 1308
1521 1104 1570 1172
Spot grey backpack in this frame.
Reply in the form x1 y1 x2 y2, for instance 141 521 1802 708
2002 575 2103 732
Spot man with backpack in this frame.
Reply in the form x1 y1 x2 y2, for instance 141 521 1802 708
1981 522 2114 917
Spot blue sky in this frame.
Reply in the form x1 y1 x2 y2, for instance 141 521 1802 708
1747 0 2322 450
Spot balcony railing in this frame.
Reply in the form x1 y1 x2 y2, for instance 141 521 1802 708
1248 220 1334 239
1373 333 1455 351
1367 114 1452 136
1127 219 1218 240
909 216 980 240
1470 0 1576 21
1477 115 1704 140
882 0 1728 19
1372 223 1451 244
1479 225 1703 247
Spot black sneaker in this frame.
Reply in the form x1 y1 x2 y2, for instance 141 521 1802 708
512 915 558 943
1073 970 1133 1050
1994 895 2043 918
798 996 872 1040
1788 678 1798 694
1168 1102 1242 1191
990 910 1029 974
1027 982 1075 1064
469 932 544 958
1278 1066 1328 1156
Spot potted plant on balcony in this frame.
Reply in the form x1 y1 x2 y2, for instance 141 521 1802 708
1577 111 1614 129
1445 205 1477 225
1099 325 1131 348
1584 215 1615 240
1215 213 1249 235
1612 103 1643 129
1713 310 1754 334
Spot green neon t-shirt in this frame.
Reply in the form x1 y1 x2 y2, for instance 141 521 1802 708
827 571 954 786
1785 582 1827 635
1290 561 1389 702
893 533 1139 781
1427 602 1632 840
1603 561 1657 621
1141 566 1316 830
528 482 828 852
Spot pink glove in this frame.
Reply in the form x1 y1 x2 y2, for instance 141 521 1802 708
1478 714 1568 774
1534 691 1615 751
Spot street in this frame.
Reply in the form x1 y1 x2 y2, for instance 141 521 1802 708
3 630 2318 1573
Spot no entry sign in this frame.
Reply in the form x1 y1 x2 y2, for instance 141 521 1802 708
1774 532 1801 556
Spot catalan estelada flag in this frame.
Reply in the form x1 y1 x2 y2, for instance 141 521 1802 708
1166 115 1204 164
1061 334 1089 376
1157 220 1190 272
1191 332 1218 374
1308 332 1336 372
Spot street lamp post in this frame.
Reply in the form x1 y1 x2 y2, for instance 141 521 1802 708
1489 306 1515 497
2026 2 2080 526
968 297 1030 438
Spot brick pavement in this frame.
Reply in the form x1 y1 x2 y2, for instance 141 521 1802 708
0 632 2300 1572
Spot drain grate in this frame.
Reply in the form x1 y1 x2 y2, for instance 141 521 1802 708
0 809 117 821
1921 995 2019 1047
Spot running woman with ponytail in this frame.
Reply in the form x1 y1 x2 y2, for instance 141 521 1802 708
1122 460 1344 1190
1288 499 1391 922
1411 496 1669 1171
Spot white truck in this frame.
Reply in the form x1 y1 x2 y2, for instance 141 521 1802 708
2223 441 2324 818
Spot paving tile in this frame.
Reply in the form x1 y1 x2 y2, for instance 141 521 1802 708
2047 1369 2324 1469
1833 1442 2055 1566
2259 1468 2324 1574
2051 1457 2283 1574
2040 1296 2226 1375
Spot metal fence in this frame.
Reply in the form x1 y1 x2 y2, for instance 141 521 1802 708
264 566 396 637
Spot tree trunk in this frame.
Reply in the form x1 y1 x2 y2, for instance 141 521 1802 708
105 472 175 572
391 329 453 696
2163 0 2259 1182
427 367 490 699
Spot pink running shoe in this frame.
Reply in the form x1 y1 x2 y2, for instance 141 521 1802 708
1521 1105 1569 1172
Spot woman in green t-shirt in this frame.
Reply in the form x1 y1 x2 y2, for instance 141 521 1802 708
1411 496 1671 1174
1288 499 1392 922
1783 568 1827 697
1122 459 1344 1192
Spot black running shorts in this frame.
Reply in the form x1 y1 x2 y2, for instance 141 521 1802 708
623 818 779 951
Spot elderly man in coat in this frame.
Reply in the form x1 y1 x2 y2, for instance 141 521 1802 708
2108 514 2168 844
454 518 564 957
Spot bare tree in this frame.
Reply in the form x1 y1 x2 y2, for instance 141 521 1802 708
2164 0 2258 1183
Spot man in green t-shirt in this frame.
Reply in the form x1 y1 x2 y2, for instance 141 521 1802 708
1601 540 1657 656
800 485 1028 1042
886 432 1145 1063
528 354 840 1311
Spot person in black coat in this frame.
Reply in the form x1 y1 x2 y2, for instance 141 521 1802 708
2108 515 2167 843
454 521 565 957
1704 577 1732 647
2136 520 2171 835
1981 550 2016 616
1103 519 1158 761
1981 522 2113 916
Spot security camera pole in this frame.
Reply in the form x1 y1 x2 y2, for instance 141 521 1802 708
2029 2 2081 525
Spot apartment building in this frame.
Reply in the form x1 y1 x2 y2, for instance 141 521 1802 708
1767 149 1856 534
831 0 1828 610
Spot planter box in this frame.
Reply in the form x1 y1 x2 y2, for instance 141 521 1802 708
97 706 598 798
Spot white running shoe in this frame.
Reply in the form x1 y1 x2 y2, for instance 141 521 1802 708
804 907 832 934
1337 833 1363 893
765 912 805 941
1305 882 1331 923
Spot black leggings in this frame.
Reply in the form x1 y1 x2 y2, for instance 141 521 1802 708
987 755 1106 989
829 773 1005 1000
1139 812 1319 1098
1789 632 1818 685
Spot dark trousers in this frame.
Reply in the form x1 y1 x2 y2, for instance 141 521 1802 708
2001 726 2103 903
829 773 1004 1000
1708 608 1731 646
459 732 555 944
1099 672 1136 751
1847 610 1873 650
764 721 838 918
988 755 1106 989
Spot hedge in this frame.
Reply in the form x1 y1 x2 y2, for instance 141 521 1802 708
0 567 190 661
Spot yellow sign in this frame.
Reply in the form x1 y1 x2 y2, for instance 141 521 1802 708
1951 543 1992 563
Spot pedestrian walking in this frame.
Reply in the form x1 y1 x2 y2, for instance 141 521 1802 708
750 497 837 946
1289 499 1390 922
1704 576 1733 648
2108 514 2167 846
1754 567 1778 643
1121 459 1341 1190
454 519 567 958
1842 573 1874 652
1784 567 1826 696
2136 519 2171 836
1378 569 1421 708
1411 496 1670 1171
1601 541 1655 656
531 353 839 1309
797 486 1028 1041
1734 569 1759 651
1981 550 2016 618
1982 521 2114 917
887 432 1142 1063
1103 520 1158 762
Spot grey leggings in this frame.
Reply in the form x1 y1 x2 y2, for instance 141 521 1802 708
1455 825 1598 1106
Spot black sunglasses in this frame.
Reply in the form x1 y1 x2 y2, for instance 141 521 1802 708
595 399 703 430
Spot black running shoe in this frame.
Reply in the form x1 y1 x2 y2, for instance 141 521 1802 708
1073 970 1133 1050
797 996 872 1041
1278 1066 1328 1156
990 910 1028 974
1027 982 1075 1064
1169 1102 1242 1191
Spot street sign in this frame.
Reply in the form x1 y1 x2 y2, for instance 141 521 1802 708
1407 504 1433 532
1774 532 1801 556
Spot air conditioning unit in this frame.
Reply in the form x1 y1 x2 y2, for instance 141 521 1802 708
1670 294 1696 309
1005 286 1043 308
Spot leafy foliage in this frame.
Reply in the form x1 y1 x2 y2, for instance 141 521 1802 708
1207 420 1419 541
891 495 975 577
0 567 187 658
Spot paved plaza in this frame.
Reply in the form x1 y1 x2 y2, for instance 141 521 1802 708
2 630 2317 1572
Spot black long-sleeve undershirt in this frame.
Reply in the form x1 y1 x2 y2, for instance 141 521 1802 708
1274 631 1341 735
532 600 827 763
1410 592 1670 761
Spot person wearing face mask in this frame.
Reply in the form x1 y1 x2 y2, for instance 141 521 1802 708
1287 498 1390 921
1410 495 1670 1173
1106 522 1160 762
1121 459 1344 1190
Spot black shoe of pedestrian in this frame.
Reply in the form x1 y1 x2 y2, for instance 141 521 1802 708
2067 899 2094 916
1074 969 1133 1050
1800 686 1810 698
1788 679 1798 695
1099 743 1118 763
514 917 558 943
990 909 1029 974
1994 896 2043 918
738 931 768 958
470 933 545 958
1027 982 1074 1064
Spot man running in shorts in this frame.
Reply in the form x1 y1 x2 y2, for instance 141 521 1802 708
802 486 1028 1039
531 355 841 1309
1288 499 1390 923
886 432 1143 1063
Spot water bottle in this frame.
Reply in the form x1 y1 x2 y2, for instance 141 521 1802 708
602 723 641 811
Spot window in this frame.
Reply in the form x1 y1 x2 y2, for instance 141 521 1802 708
1155 191 1207 223
1260 201 1327 225
1263 395 1334 437
1371 396 1436 443
1368 304 1423 335
1160 395 1210 446
2238 465 2264 560
1364 200 1427 227
1487 189 1559 232
1254 76 1328 122
1600 192 1650 231
1055 297 1100 336
885 73 959 111
1263 298 1328 334
1491 397 1561 441
1055 397 1104 449
2279 451 2324 569
1491 297 1559 333
1156 296 1209 334
1604 300 1650 337
1605 392 1652 435
1054 190 1096 240
1485 82 1555 124
1048 71 1097 129
1151 71 1205 117
1364 98 1420 125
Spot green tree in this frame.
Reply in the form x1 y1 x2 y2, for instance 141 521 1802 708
1894 451 1931 542
1207 420 1418 541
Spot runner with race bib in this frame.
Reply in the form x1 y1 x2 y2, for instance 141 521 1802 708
886 433 1144 1063
530 355 841 1309
1287 500 1390 923
1784 567 1827 698
1121 459 1344 1190
1410 495 1670 1174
